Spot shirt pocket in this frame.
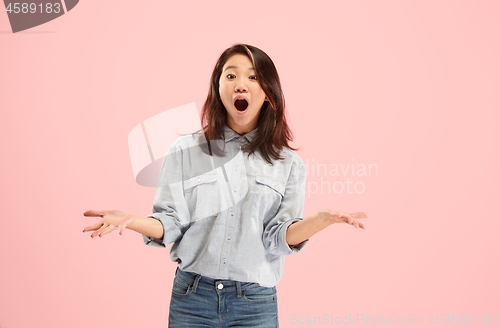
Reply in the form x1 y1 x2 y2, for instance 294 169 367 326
254 175 285 220
183 174 220 220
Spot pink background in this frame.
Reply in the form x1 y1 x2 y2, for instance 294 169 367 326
1 1 499 327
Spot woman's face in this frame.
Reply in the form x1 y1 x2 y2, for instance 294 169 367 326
219 54 267 135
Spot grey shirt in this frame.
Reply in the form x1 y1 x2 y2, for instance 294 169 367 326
143 125 308 287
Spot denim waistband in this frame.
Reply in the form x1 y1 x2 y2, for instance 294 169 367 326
175 267 266 295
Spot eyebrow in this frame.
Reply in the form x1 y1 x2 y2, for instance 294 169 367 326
223 65 255 72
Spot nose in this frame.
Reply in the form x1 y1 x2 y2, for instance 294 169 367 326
235 77 247 92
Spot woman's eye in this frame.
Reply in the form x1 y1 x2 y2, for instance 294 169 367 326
249 75 258 80
227 74 236 79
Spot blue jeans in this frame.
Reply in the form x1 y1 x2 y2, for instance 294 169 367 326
169 268 279 327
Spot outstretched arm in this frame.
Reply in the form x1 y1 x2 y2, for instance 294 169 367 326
82 209 164 239
286 209 368 246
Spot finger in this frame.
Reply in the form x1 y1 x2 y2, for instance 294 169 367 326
342 214 355 225
97 224 114 237
83 210 107 217
83 222 103 233
99 225 118 237
358 221 366 230
349 218 360 229
343 214 360 229
91 223 110 238
351 212 369 219
119 224 125 236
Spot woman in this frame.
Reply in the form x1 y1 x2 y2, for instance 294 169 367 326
83 44 368 327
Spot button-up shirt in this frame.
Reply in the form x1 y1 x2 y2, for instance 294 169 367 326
143 125 308 287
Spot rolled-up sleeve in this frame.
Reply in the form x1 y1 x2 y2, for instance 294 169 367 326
143 140 188 248
262 154 309 255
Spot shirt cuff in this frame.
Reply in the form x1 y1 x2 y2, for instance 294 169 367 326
142 213 178 248
279 218 309 255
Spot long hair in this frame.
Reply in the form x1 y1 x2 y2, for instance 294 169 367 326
200 44 296 165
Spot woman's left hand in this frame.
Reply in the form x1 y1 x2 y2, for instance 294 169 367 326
317 209 368 229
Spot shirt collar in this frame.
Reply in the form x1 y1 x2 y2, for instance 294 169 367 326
222 124 258 143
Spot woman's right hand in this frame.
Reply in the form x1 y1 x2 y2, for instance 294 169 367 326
82 210 135 238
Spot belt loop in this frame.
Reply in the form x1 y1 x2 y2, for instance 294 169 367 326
236 281 242 297
192 274 201 293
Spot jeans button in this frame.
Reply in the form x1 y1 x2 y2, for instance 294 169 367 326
218 283 224 290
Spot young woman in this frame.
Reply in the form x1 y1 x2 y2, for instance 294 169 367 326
83 44 368 327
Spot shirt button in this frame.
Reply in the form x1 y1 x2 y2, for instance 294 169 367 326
233 187 237 192
218 283 224 290
230 211 234 216
197 178 201 182
223 258 227 264
227 236 231 240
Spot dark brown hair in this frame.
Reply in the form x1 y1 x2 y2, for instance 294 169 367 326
200 44 296 165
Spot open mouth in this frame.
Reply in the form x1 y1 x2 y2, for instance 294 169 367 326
234 99 248 111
